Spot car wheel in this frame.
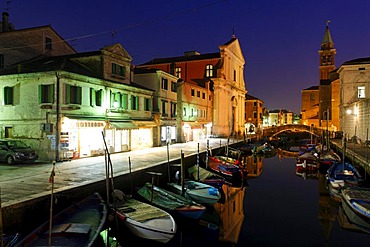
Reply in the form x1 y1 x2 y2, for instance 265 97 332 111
6 156 14 165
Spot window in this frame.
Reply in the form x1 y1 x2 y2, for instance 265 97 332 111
171 102 177 118
45 37 52 50
0 54 4 69
233 70 236 81
202 92 205 99
358 86 365 99
4 86 13 105
191 89 195 96
144 98 151 111
162 100 167 116
131 95 138 110
183 107 186 117
89 88 102 106
112 63 126 77
309 93 315 101
65 84 82 104
205 64 213 77
122 93 128 110
171 81 177 92
161 78 168 90
39 84 54 104
175 67 181 78
197 91 200 97
253 102 257 107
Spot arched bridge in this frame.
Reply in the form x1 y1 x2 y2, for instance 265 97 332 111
262 124 325 138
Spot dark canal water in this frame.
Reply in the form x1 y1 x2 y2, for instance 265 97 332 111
113 153 370 247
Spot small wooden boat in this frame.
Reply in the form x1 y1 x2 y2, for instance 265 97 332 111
326 161 363 190
207 156 244 185
341 186 370 221
167 180 221 206
340 191 370 234
318 150 341 168
137 182 206 220
15 192 107 247
296 152 319 172
188 164 228 189
109 190 177 244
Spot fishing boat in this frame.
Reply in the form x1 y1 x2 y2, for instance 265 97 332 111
341 186 370 221
326 161 363 190
340 190 370 234
296 152 319 172
188 164 227 189
167 180 221 206
207 156 244 185
14 192 107 247
109 190 177 244
318 149 341 169
137 182 206 220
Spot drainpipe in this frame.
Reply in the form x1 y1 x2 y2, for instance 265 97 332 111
55 72 60 162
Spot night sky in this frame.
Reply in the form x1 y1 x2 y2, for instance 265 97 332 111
2 0 370 114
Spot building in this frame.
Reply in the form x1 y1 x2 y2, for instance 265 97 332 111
338 58 370 144
0 12 76 70
300 22 337 130
244 94 263 135
136 35 247 139
0 44 156 161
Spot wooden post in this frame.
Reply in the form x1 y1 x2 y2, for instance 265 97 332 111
48 161 56 246
0 188 3 247
181 151 185 196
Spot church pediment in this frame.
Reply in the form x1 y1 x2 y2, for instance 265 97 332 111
220 38 245 63
102 43 132 61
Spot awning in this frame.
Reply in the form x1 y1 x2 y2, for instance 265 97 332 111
110 121 138 129
133 121 157 127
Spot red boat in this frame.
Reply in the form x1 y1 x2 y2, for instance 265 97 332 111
207 156 244 185
296 152 319 172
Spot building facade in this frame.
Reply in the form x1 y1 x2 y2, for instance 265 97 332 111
338 58 370 144
244 94 264 136
136 35 247 139
0 44 156 161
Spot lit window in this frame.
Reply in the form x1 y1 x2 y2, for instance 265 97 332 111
175 67 181 78
205 64 213 77
358 86 365 99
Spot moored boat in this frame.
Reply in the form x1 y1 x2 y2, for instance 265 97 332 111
109 190 177 244
14 192 107 247
326 161 363 190
137 182 206 220
296 152 319 172
167 180 221 206
341 186 370 221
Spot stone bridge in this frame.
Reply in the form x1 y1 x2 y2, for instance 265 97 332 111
261 124 325 138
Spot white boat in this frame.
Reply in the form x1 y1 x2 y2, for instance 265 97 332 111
110 190 177 244
341 186 370 221
167 180 221 206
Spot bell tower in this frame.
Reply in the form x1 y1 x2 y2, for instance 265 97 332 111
318 21 336 80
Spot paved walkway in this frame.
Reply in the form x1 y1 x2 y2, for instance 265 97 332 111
1 137 368 208
0 138 235 207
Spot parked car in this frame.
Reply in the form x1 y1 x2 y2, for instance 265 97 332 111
0 139 39 165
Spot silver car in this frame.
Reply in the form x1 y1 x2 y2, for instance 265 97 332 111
0 139 39 165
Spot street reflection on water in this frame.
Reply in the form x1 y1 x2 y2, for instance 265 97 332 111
112 151 370 247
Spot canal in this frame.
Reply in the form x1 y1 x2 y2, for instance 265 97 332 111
110 151 370 247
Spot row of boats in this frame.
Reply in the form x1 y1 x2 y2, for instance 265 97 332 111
293 139 370 235
5 141 250 246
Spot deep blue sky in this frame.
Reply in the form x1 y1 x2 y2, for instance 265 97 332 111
2 0 370 114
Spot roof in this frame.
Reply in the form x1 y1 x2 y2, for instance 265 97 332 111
138 52 220 66
342 57 370 66
302 85 319 91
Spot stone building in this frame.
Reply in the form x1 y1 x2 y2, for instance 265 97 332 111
136 35 247 139
0 44 156 161
338 58 370 144
245 94 264 135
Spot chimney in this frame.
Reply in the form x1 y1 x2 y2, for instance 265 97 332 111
2 12 9 32
184 51 200 56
